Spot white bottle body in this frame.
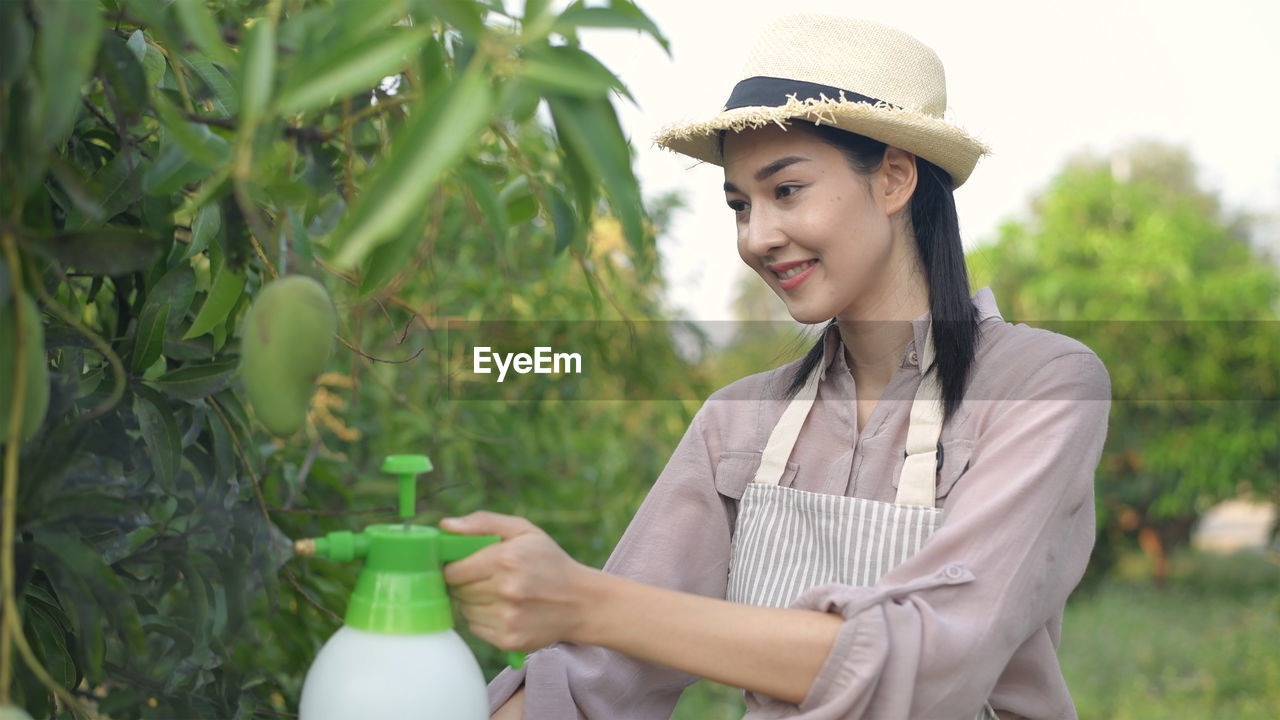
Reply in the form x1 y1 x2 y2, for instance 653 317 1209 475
298 626 489 720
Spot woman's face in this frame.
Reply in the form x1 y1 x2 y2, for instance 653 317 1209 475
722 124 917 324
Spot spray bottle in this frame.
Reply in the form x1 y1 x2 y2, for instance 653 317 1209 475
294 454 523 720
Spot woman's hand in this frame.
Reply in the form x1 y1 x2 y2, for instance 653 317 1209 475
441 512 590 652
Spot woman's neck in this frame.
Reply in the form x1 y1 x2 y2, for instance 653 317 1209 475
836 270 930 396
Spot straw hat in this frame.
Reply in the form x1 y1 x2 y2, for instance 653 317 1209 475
654 15 990 187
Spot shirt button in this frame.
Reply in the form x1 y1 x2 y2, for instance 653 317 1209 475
943 564 965 580
908 350 919 366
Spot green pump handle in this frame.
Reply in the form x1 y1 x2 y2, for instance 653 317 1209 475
301 454 525 670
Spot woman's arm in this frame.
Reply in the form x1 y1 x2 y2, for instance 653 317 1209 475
443 512 843 704
462 402 764 718
490 687 523 720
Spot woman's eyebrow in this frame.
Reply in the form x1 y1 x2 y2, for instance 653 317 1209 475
723 156 811 194
755 155 809 181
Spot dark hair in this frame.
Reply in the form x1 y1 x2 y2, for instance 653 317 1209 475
723 124 979 420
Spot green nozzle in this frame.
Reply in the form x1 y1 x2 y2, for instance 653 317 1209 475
381 454 433 522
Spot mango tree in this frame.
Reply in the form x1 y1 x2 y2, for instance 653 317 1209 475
969 142 1280 582
0 0 702 717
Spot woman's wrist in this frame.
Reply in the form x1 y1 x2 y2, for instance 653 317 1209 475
561 565 618 646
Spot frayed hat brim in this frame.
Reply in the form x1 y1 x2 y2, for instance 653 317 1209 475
655 95 989 188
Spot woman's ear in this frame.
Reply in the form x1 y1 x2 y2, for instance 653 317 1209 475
881 147 918 216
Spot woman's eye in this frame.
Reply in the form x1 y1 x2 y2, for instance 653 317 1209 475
727 199 748 213
776 184 801 199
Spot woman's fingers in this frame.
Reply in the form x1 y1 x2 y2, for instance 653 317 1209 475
441 510 537 540
442 546 497 587
441 514 591 650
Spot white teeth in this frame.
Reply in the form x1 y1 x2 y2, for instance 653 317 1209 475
777 260 816 280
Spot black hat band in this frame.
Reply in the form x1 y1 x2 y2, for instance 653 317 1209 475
724 75 897 111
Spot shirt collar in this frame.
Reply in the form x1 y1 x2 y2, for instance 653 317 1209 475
817 287 1004 375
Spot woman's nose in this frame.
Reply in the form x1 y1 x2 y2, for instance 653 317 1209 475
741 205 787 256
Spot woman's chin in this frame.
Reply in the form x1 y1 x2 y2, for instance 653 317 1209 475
783 304 831 326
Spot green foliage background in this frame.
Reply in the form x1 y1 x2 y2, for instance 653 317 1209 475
967 143 1280 582
0 1 1276 718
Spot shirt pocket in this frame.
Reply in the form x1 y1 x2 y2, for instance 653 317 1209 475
935 438 975 501
714 451 799 500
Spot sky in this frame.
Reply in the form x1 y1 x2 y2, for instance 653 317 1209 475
577 0 1280 320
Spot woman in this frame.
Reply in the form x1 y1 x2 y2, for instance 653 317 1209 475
443 15 1110 719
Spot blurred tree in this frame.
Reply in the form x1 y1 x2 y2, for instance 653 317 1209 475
0 0 704 717
968 142 1280 583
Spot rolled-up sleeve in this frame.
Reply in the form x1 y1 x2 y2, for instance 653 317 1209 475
488 406 736 718
750 351 1111 720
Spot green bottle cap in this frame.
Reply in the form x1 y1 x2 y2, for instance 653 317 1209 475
382 454 433 522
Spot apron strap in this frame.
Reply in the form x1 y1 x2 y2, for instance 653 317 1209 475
753 326 945 501
753 361 823 486
896 328 943 507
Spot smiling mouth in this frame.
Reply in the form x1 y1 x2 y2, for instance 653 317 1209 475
775 260 817 280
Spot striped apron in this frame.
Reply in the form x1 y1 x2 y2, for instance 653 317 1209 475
726 332 997 719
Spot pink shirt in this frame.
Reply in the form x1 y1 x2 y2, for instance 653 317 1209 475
489 289 1111 719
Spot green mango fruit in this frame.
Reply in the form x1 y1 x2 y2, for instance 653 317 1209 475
0 291 50 443
240 275 337 436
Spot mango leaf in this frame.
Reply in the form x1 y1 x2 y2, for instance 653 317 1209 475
42 227 166 276
239 16 276 128
518 45 633 101
152 93 233 168
206 400 237 484
524 0 553 24
138 40 168 88
357 203 431 296
188 202 223 259
26 603 76 688
0 1 33 86
131 301 168 373
149 359 240 402
35 528 146 681
500 174 538 226
133 385 182 485
410 0 487 38
276 28 430 115
546 94 646 261
548 185 579 254
547 94 650 257
330 61 495 269
145 263 198 333
183 54 239 116
163 335 216 362
91 147 145 221
34 0 104 147
553 1 669 52
46 157 108 226
142 127 231 196
459 162 508 241
211 389 253 446
99 32 149 125
327 0 415 42
100 526 158 565
185 251 245 340
174 557 213 639
173 0 234 65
